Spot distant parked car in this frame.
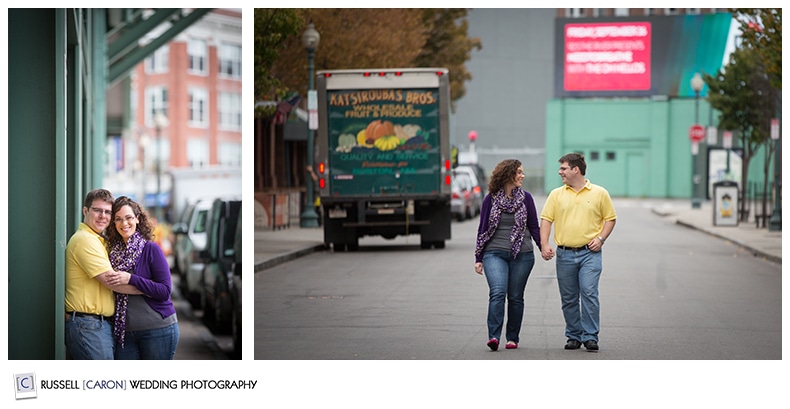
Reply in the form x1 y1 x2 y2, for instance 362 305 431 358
455 164 487 214
200 197 241 333
451 172 474 221
230 208 242 359
454 167 483 217
172 198 212 306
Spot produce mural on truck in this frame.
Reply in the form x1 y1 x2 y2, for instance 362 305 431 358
326 88 441 194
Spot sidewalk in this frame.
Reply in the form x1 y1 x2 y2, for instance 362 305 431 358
254 199 781 271
649 199 781 264
254 226 326 272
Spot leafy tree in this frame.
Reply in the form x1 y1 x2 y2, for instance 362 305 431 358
271 9 427 100
268 9 481 112
730 8 781 89
254 9 301 118
705 46 778 220
415 9 483 110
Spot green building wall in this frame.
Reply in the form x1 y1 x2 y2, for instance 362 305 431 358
544 98 770 199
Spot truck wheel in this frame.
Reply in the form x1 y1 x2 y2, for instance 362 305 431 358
333 243 346 252
347 242 359 251
434 241 445 249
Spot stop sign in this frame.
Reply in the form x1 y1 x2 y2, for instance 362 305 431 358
689 124 705 142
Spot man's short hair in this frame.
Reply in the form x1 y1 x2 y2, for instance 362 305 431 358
83 189 114 208
559 152 586 175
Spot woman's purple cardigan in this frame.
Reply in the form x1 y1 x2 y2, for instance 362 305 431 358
475 189 542 263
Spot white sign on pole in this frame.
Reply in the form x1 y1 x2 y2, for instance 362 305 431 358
707 126 717 145
308 110 318 130
691 141 699 155
723 131 732 149
771 118 779 140
307 90 318 110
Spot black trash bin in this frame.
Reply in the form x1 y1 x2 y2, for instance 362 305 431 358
713 181 739 226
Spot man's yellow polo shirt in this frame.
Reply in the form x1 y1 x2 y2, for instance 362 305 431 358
65 223 115 316
541 179 617 248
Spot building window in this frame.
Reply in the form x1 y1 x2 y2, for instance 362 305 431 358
188 88 208 127
645 8 658 16
665 8 679 15
686 8 701 15
614 8 628 17
188 38 207 75
219 92 242 131
590 151 600 161
567 8 585 18
606 151 616 161
144 45 169 74
187 139 209 168
219 43 241 79
219 142 241 167
145 86 168 127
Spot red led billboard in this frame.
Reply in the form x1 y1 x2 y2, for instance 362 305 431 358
563 22 652 91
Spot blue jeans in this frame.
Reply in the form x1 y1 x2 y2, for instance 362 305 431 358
115 323 180 360
482 250 535 343
65 314 115 360
555 247 602 343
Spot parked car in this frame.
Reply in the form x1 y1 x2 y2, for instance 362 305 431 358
451 172 474 221
171 198 213 307
455 164 487 214
200 197 241 333
229 208 242 359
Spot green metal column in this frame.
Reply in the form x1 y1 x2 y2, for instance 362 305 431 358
8 8 60 359
92 9 107 189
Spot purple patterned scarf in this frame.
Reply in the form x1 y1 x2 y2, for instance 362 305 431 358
109 231 146 348
475 188 528 259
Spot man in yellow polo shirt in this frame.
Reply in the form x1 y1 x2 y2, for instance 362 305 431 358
65 188 140 359
540 153 616 352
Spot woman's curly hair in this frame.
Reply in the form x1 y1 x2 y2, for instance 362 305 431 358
487 159 522 194
106 196 155 247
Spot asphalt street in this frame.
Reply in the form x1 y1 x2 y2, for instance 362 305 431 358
255 197 782 360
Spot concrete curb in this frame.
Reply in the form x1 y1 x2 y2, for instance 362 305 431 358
254 243 327 272
651 208 781 265
674 219 782 265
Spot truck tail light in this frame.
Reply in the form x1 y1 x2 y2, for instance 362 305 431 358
319 178 325 189
318 162 325 174
445 160 451 171
445 175 451 185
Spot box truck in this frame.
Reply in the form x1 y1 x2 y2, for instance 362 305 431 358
315 68 453 251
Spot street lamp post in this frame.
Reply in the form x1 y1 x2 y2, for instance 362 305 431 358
154 111 169 221
691 73 704 209
300 22 320 228
769 105 781 231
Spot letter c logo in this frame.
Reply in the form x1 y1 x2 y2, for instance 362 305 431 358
20 377 30 389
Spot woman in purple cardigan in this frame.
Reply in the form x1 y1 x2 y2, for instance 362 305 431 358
106 196 179 360
474 159 542 351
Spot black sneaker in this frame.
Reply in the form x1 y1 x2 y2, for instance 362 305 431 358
583 340 599 351
564 339 582 350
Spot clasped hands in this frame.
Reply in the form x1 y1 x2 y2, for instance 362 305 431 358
105 270 131 287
